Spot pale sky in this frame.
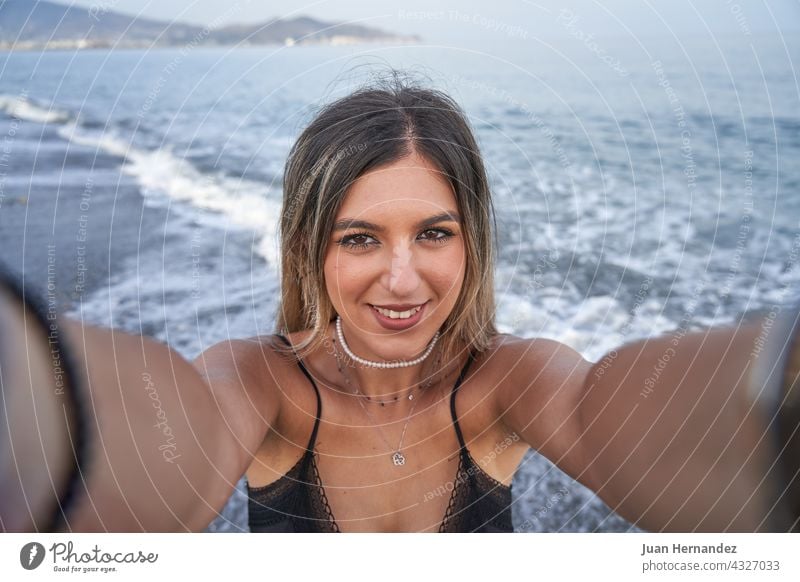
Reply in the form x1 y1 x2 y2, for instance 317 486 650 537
65 0 800 42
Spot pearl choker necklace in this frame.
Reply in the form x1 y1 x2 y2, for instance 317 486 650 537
334 315 441 369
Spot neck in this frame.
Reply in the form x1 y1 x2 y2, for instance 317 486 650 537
330 328 452 404
338 354 439 400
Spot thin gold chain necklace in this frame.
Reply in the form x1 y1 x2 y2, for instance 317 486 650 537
332 339 442 466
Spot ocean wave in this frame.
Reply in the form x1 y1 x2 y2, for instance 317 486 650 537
0 93 72 124
57 121 132 158
121 146 283 266
55 121 283 267
0 92 283 269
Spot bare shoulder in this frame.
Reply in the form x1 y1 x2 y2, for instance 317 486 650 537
487 334 591 374
191 335 292 454
484 333 591 432
192 335 290 385
485 334 595 486
481 333 591 388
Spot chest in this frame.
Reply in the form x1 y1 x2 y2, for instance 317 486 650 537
248 372 528 532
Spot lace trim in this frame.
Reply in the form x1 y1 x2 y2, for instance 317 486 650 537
247 451 307 492
438 451 513 533
248 449 340 532
306 450 341 532
465 450 512 491
438 453 469 532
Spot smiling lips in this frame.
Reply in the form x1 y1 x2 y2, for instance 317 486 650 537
369 302 427 330
372 304 424 319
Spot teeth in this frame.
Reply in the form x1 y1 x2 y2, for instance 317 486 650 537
373 305 422 319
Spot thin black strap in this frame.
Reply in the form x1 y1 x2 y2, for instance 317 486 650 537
449 353 475 452
275 335 322 451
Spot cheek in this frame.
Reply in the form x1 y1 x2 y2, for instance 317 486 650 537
323 252 360 304
322 252 337 303
432 245 467 300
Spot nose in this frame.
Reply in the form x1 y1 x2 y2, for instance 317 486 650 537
382 242 422 296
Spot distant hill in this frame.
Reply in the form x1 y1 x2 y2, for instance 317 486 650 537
0 0 419 50
209 15 417 47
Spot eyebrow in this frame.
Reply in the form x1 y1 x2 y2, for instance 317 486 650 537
332 211 461 232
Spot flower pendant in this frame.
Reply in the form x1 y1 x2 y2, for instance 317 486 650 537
392 452 406 466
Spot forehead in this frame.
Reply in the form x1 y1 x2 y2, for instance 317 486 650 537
336 151 458 219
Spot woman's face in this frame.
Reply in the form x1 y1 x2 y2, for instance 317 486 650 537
324 150 466 361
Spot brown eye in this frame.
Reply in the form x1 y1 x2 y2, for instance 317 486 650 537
418 228 454 243
337 232 377 250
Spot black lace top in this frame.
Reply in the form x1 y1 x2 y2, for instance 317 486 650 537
247 336 513 533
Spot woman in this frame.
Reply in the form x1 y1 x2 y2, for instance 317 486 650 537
1 78 797 533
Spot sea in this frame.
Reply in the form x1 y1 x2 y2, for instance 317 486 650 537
1 31 798 532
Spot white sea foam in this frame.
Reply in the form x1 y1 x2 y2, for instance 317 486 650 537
497 285 678 362
121 147 282 261
57 121 132 158
55 122 284 268
0 94 71 124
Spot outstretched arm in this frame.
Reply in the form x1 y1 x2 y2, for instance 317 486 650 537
0 279 276 532
580 311 796 531
498 309 798 532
